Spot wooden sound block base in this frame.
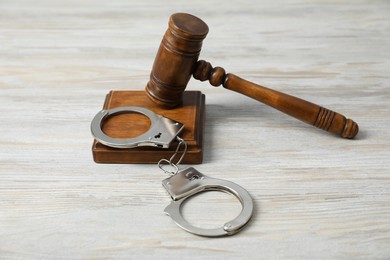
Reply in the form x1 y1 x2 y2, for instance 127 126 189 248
92 90 205 164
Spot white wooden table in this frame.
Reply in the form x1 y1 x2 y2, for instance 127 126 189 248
1 0 389 259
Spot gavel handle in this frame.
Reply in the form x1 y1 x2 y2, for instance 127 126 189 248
194 60 359 138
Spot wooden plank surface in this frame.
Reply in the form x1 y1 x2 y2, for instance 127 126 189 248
1 0 389 258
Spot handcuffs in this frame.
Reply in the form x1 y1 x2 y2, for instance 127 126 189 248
91 106 184 149
91 106 254 237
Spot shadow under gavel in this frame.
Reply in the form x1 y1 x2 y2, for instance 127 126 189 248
145 13 359 139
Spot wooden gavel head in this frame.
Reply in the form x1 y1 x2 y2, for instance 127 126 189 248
145 13 359 138
145 13 208 108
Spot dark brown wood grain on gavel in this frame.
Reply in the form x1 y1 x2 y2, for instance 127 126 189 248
145 13 359 139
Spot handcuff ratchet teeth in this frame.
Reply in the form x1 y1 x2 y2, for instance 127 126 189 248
162 167 254 237
91 106 184 149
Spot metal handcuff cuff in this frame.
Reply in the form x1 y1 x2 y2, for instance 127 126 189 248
91 106 254 237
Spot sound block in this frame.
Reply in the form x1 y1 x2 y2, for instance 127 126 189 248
92 91 205 164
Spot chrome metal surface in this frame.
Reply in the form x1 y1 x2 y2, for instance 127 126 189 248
158 136 188 175
91 106 184 149
162 167 254 237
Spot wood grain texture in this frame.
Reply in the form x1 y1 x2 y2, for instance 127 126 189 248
194 61 359 138
145 13 208 108
1 0 389 259
92 90 205 164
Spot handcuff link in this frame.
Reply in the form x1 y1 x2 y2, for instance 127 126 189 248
158 136 187 175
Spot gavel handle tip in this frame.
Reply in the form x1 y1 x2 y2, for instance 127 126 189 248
342 119 359 139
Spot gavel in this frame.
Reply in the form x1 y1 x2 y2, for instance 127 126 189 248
145 13 359 139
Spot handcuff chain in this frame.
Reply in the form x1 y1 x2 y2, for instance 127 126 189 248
158 136 187 175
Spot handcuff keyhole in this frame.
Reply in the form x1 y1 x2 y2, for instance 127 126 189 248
189 175 200 181
154 132 162 138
